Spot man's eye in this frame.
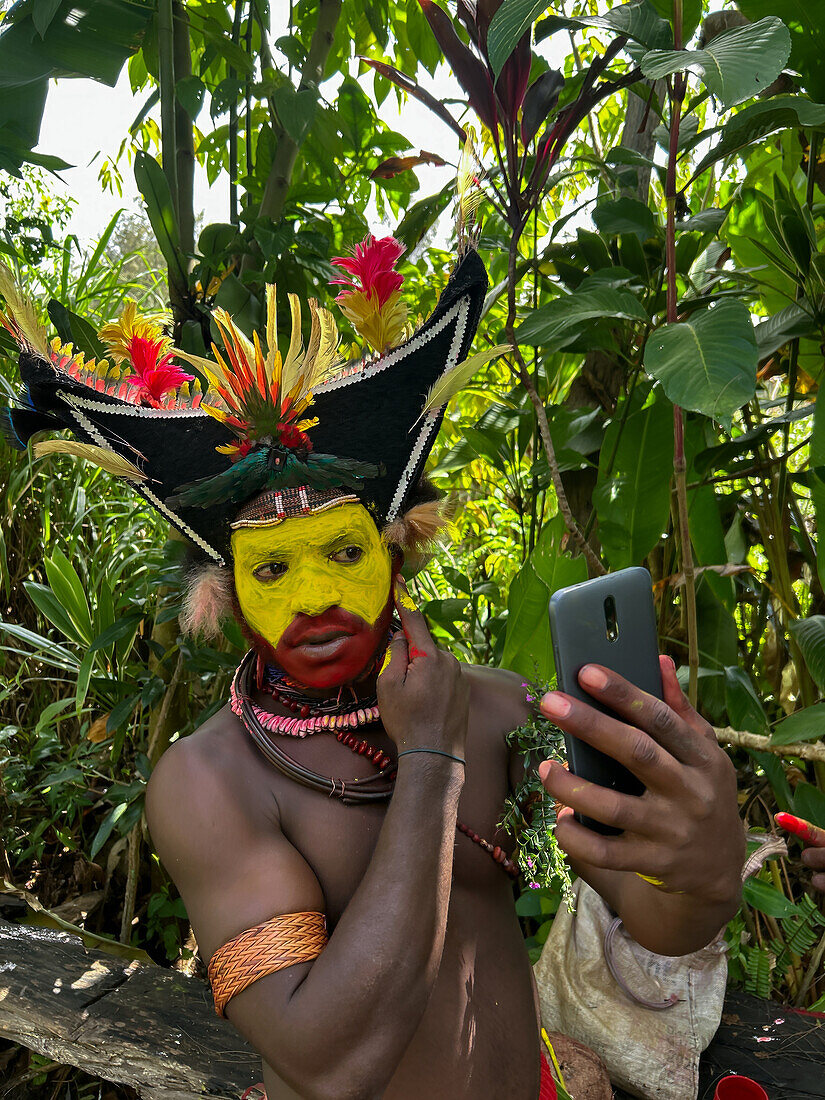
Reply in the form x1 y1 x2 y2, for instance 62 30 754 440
330 546 363 565
253 562 287 581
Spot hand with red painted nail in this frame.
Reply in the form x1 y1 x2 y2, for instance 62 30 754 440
376 578 469 760
775 813 825 892
537 656 744 955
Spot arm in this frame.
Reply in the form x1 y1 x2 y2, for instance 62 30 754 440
539 656 744 956
146 580 469 1100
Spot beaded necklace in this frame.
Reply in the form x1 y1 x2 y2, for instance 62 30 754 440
231 649 519 878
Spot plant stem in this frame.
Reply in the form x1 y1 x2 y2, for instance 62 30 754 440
794 925 825 1007
257 0 342 226
663 4 697 702
172 0 195 260
714 726 825 762
158 0 178 218
506 235 605 574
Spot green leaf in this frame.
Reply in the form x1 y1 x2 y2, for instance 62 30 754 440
754 302 816 359
788 617 825 695
647 0 702 40
593 197 657 241
742 878 801 919
90 802 128 860
737 0 825 101
793 782 825 830
175 75 205 120
770 703 825 746
643 300 758 421
537 2 673 50
500 515 587 681
24 581 84 646
641 18 792 107
89 614 142 655
394 183 453 252
487 0 546 80
516 288 649 348
272 83 318 145
812 391 825 594
46 300 106 362
0 620 77 671
133 150 188 288
44 547 93 646
592 394 673 570
724 666 769 735
75 650 94 714
693 96 825 178
32 0 64 39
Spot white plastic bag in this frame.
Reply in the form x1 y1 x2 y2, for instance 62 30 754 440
534 878 727 1100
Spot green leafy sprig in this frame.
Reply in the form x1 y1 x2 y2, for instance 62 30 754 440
499 676 575 908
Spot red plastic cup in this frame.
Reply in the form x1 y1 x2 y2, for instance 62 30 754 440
714 1075 769 1100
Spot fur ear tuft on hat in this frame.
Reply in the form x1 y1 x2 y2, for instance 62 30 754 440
180 564 233 640
382 499 451 552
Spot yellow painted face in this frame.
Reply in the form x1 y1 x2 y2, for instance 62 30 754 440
231 502 392 653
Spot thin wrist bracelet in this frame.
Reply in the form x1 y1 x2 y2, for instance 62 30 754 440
396 748 466 766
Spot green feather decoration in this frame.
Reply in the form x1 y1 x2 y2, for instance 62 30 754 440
168 450 381 510
168 450 270 509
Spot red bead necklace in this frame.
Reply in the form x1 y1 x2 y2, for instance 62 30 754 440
330 726 519 878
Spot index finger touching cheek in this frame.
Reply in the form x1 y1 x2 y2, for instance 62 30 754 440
394 578 435 658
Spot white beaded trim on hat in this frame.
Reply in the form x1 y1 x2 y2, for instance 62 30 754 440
59 390 226 566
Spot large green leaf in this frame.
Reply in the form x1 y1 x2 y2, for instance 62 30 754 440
395 183 453 252
500 515 587 681
593 197 657 241
537 1 673 50
593 394 672 570
742 878 801 918
770 703 825 746
693 96 825 178
47 301 107 362
43 548 93 646
788 617 825 695
487 0 546 80
516 287 648 349
641 17 792 107
134 150 188 289
0 1 151 88
643 300 758 421
737 0 825 101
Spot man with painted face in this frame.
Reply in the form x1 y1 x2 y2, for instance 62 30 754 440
2 244 744 1100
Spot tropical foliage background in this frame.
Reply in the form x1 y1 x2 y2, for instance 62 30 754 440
2 0 825 1094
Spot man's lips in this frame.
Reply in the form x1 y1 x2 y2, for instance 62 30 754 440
282 608 365 647
300 628 352 646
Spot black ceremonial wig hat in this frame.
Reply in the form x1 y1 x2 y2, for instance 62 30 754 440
1 249 488 567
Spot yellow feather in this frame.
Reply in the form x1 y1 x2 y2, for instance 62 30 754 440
0 262 49 357
281 294 304 397
265 284 279 385
420 344 512 418
33 440 146 481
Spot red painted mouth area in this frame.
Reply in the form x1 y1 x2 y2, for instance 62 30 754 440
273 602 394 690
281 608 364 647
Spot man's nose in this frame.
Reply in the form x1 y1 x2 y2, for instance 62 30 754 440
289 568 342 617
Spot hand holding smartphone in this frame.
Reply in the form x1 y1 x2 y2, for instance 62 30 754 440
548 566 662 835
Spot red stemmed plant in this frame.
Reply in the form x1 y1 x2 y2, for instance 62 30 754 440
364 0 642 573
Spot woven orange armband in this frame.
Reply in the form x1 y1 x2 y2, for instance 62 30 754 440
207 911 328 1017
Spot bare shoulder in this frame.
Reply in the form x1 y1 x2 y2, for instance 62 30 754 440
145 706 324 960
463 663 532 735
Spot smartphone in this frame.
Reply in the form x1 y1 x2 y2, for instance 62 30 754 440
548 566 662 835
